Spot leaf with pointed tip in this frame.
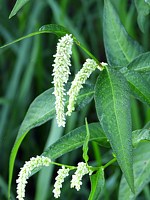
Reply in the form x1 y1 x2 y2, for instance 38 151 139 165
9 0 30 18
103 0 143 67
88 168 105 200
119 142 150 200
39 24 70 37
94 66 134 191
8 84 94 198
0 24 70 49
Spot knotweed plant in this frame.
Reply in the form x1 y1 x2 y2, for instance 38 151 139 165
5 1 150 199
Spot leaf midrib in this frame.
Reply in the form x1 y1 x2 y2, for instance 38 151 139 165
47 136 106 160
106 68 129 173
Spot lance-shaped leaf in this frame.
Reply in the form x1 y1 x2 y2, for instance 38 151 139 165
94 67 134 191
0 24 70 49
42 123 109 160
103 0 143 67
9 0 30 18
88 168 105 200
8 84 94 198
119 142 150 200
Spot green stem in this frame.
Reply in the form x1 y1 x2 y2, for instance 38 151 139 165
51 161 76 170
103 158 117 169
73 36 103 69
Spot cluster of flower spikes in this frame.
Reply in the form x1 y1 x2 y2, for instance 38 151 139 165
52 162 92 198
16 155 92 200
52 34 106 127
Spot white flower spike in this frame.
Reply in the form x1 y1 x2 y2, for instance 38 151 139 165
53 166 70 198
16 156 51 200
66 59 99 116
70 162 92 191
52 34 73 127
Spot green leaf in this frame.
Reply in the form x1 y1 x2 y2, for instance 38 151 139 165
103 0 143 67
41 127 149 162
18 124 148 191
30 127 148 178
39 24 70 37
8 84 94 198
42 123 108 160
1 23 99 64
82 119 90 163
127 52 150 73
94 66 134 191
132 129 150 147
123 70 150 107
9 0 30 19
119 142 150 200
0 24 70 49
88 168 105 200
134 0 150 33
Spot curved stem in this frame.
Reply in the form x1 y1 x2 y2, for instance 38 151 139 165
51 161 77 170
73 36 103 69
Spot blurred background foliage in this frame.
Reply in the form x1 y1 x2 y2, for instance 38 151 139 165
0 0 150 199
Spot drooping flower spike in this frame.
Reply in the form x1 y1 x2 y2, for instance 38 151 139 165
16 156 51 200
52 34 73 127
70 162 92 191
53 166 70 198
66 59 100 116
